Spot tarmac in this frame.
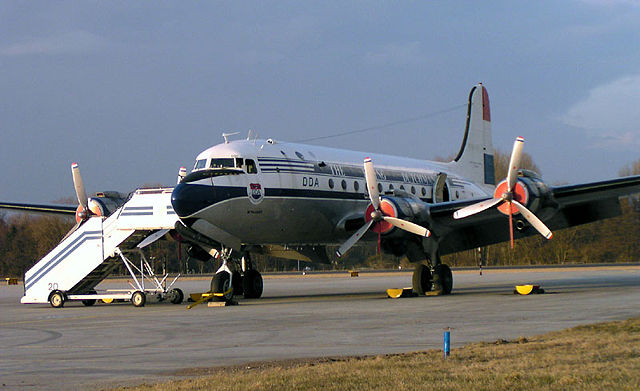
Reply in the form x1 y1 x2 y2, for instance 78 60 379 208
0 265 639 390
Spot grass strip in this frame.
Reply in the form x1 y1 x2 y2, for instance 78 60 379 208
113 316 640 391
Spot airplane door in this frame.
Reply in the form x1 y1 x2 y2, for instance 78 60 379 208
433 172 450 203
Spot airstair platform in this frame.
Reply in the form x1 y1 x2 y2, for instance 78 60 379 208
21 188 183 307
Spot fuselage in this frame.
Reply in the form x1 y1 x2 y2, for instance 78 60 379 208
171 138 492 246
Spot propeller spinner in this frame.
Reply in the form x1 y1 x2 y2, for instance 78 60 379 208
336 158 431 257
453 137 552 248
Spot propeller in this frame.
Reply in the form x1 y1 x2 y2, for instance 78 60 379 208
453 136 552 248
336 157 430 257
71 162 91 222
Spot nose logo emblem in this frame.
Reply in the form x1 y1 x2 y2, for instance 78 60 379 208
248 183 264 205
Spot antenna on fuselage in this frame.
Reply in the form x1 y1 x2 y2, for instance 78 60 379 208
222 132 240 144
247 129 258 143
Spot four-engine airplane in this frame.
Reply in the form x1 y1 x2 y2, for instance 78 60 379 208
3 83 640 301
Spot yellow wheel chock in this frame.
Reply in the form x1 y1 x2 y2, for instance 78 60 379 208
514 285 544 295
187 288 235 309
386 287 416 299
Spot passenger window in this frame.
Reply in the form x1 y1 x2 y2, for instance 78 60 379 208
245 159 258 174
235 158 244 168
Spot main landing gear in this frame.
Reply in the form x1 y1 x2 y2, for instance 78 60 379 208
210 250 263 301
412 262 453 295
407 242 453 295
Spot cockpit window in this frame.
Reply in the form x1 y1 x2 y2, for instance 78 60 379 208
245 159 257 174
194 159 207 170
210 158 235 169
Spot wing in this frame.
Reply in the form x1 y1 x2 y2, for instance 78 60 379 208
424 175 640 256
0 201 77 215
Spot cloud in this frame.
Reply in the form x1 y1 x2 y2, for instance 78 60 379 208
0 31 105 56
561 74 640 148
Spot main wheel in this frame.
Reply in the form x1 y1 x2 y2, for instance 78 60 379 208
433 264 453 295
168 288 184 304
211 272 233 302
412 264 432 295
232 270 243 296
243 269 263 299
49 290 65 308
131 291 146 307
82 290 97 306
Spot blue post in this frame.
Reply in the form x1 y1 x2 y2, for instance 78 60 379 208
443 328 450 358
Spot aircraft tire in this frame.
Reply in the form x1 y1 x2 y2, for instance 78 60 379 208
131 291 146 307
168 288 184 304
412 264 432 295
434 264 453 295
243 269 263 299
232 271 243 296
81 290 97 306
49 290 65 308
211 272 233 302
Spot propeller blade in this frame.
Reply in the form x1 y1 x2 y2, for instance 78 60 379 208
71 162 89 210
363 157 380 210
507 136 525 192
382 216 431 237
336 219 374 257
508 203 514 249
453 197 503 219
512 200 553 239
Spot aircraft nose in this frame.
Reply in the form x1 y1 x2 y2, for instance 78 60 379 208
171 183 216 218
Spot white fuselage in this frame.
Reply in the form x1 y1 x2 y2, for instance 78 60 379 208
171 138 492 246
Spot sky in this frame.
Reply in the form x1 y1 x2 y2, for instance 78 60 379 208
1 1 639 203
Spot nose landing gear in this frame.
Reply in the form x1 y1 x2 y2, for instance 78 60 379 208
210 250 263 301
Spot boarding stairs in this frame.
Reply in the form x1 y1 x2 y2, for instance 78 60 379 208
21 188 182 307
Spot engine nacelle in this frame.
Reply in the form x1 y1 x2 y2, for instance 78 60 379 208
365 196 428 236
75 192 128 223
494 171 550 218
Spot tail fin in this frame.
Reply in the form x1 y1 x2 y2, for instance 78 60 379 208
450 83 494 186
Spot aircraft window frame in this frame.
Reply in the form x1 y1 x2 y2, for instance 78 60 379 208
377 183 383 193
328 178 335 189
421 187 427 197
210 158 235 169
194 159 207 170
245 159 258 174
341 179 347 191
295 151 305 160
388 184 394 191
354 181 360 192
411 186 416 194
181 169 243 183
